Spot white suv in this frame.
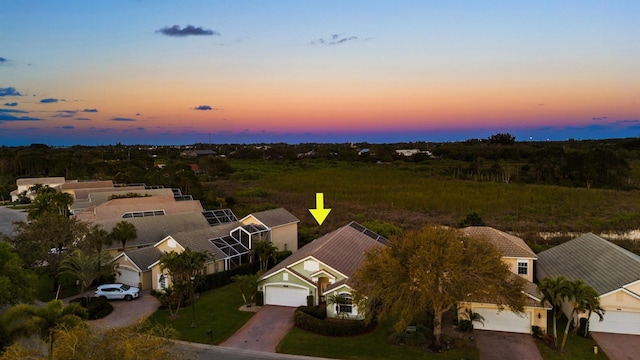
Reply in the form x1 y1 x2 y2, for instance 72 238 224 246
95 283 140 301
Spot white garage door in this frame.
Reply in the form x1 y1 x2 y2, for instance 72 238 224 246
474 308 531 334
117 268 139 287
590 311 640 335
264 285 308 307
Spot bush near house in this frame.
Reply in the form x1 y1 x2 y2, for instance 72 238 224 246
199 262 260 291
293 308 375 337
69 296 113 320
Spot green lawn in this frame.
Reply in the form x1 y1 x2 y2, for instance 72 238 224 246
36 272 81 301
535 316 608 360
146 282 254 345
277 318 479 360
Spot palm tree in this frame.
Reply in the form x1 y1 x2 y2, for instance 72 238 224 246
28 188 73 220
59 248 113 301
326 293 349 319
537 276 570 350
461 308 485 329
560 279 602 351
582 293 605 338
84 223 112 256
109 221 137 252
250 240 278 274
232 274 259 306
3 299 87 360
159 249 210 320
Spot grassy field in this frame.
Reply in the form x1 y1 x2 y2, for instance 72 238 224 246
216 160 640 243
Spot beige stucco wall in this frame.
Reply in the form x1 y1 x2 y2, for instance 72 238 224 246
271 224 298 252
148 259 223 292
626 281 640 296
150 263 169 292
241 215 298 252
502 257 535 282
156 237 184 253
600 289 640 312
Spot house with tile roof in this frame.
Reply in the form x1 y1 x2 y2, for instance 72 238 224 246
75 195 205 221
96 211 212 255
111 246 163 289
537 233 640 335
240 207 300 252
111 208 299 291
258 221 387 319
458 226 551 334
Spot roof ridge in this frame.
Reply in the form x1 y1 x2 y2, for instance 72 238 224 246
495 228 535 255
585 232 640 263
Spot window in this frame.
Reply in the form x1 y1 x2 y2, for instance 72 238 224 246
517 261 528 276
339 293 353 314
159 274 166 289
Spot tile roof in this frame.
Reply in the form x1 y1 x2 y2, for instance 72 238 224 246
537 233 640 295
261 221 386 282
59 180 114 191
16 177 65 186
76 195 204 221
124 246 163 270
461 226 536 258
247 208 300 228
96 211 211 249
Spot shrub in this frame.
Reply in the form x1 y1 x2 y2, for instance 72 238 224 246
387 331 428 346
457 319 473 332
256 291 264 306
531 325 544 338
298 305 326 320
70 296 113 320
293 308 375 337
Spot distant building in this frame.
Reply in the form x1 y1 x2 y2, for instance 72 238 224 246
180 149 216 158
395 149 434 157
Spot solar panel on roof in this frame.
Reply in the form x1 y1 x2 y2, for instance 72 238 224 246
349 221 388 245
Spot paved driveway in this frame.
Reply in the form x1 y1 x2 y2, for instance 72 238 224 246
220 305 296 353
474 330 543 360
80 290 161 329
0 206 27 236
591 332 640 360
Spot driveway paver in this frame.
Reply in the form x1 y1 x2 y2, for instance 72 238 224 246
220 305 296 353
591 332 640 360
473 330 543 360
84 289 161 329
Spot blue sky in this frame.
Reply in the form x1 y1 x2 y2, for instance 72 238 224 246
1 0 638 145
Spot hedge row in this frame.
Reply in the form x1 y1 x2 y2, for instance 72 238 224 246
199 262 260 291
298 305 326 319
197 251 291 292
294 308 375 337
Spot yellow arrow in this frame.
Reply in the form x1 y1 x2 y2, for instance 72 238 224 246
309 193 331 225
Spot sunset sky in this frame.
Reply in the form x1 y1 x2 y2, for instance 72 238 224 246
1 1 638 146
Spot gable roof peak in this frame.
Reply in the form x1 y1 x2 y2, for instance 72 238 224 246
460 226 536 258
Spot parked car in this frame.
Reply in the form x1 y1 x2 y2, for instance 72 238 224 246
95 283 140 301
